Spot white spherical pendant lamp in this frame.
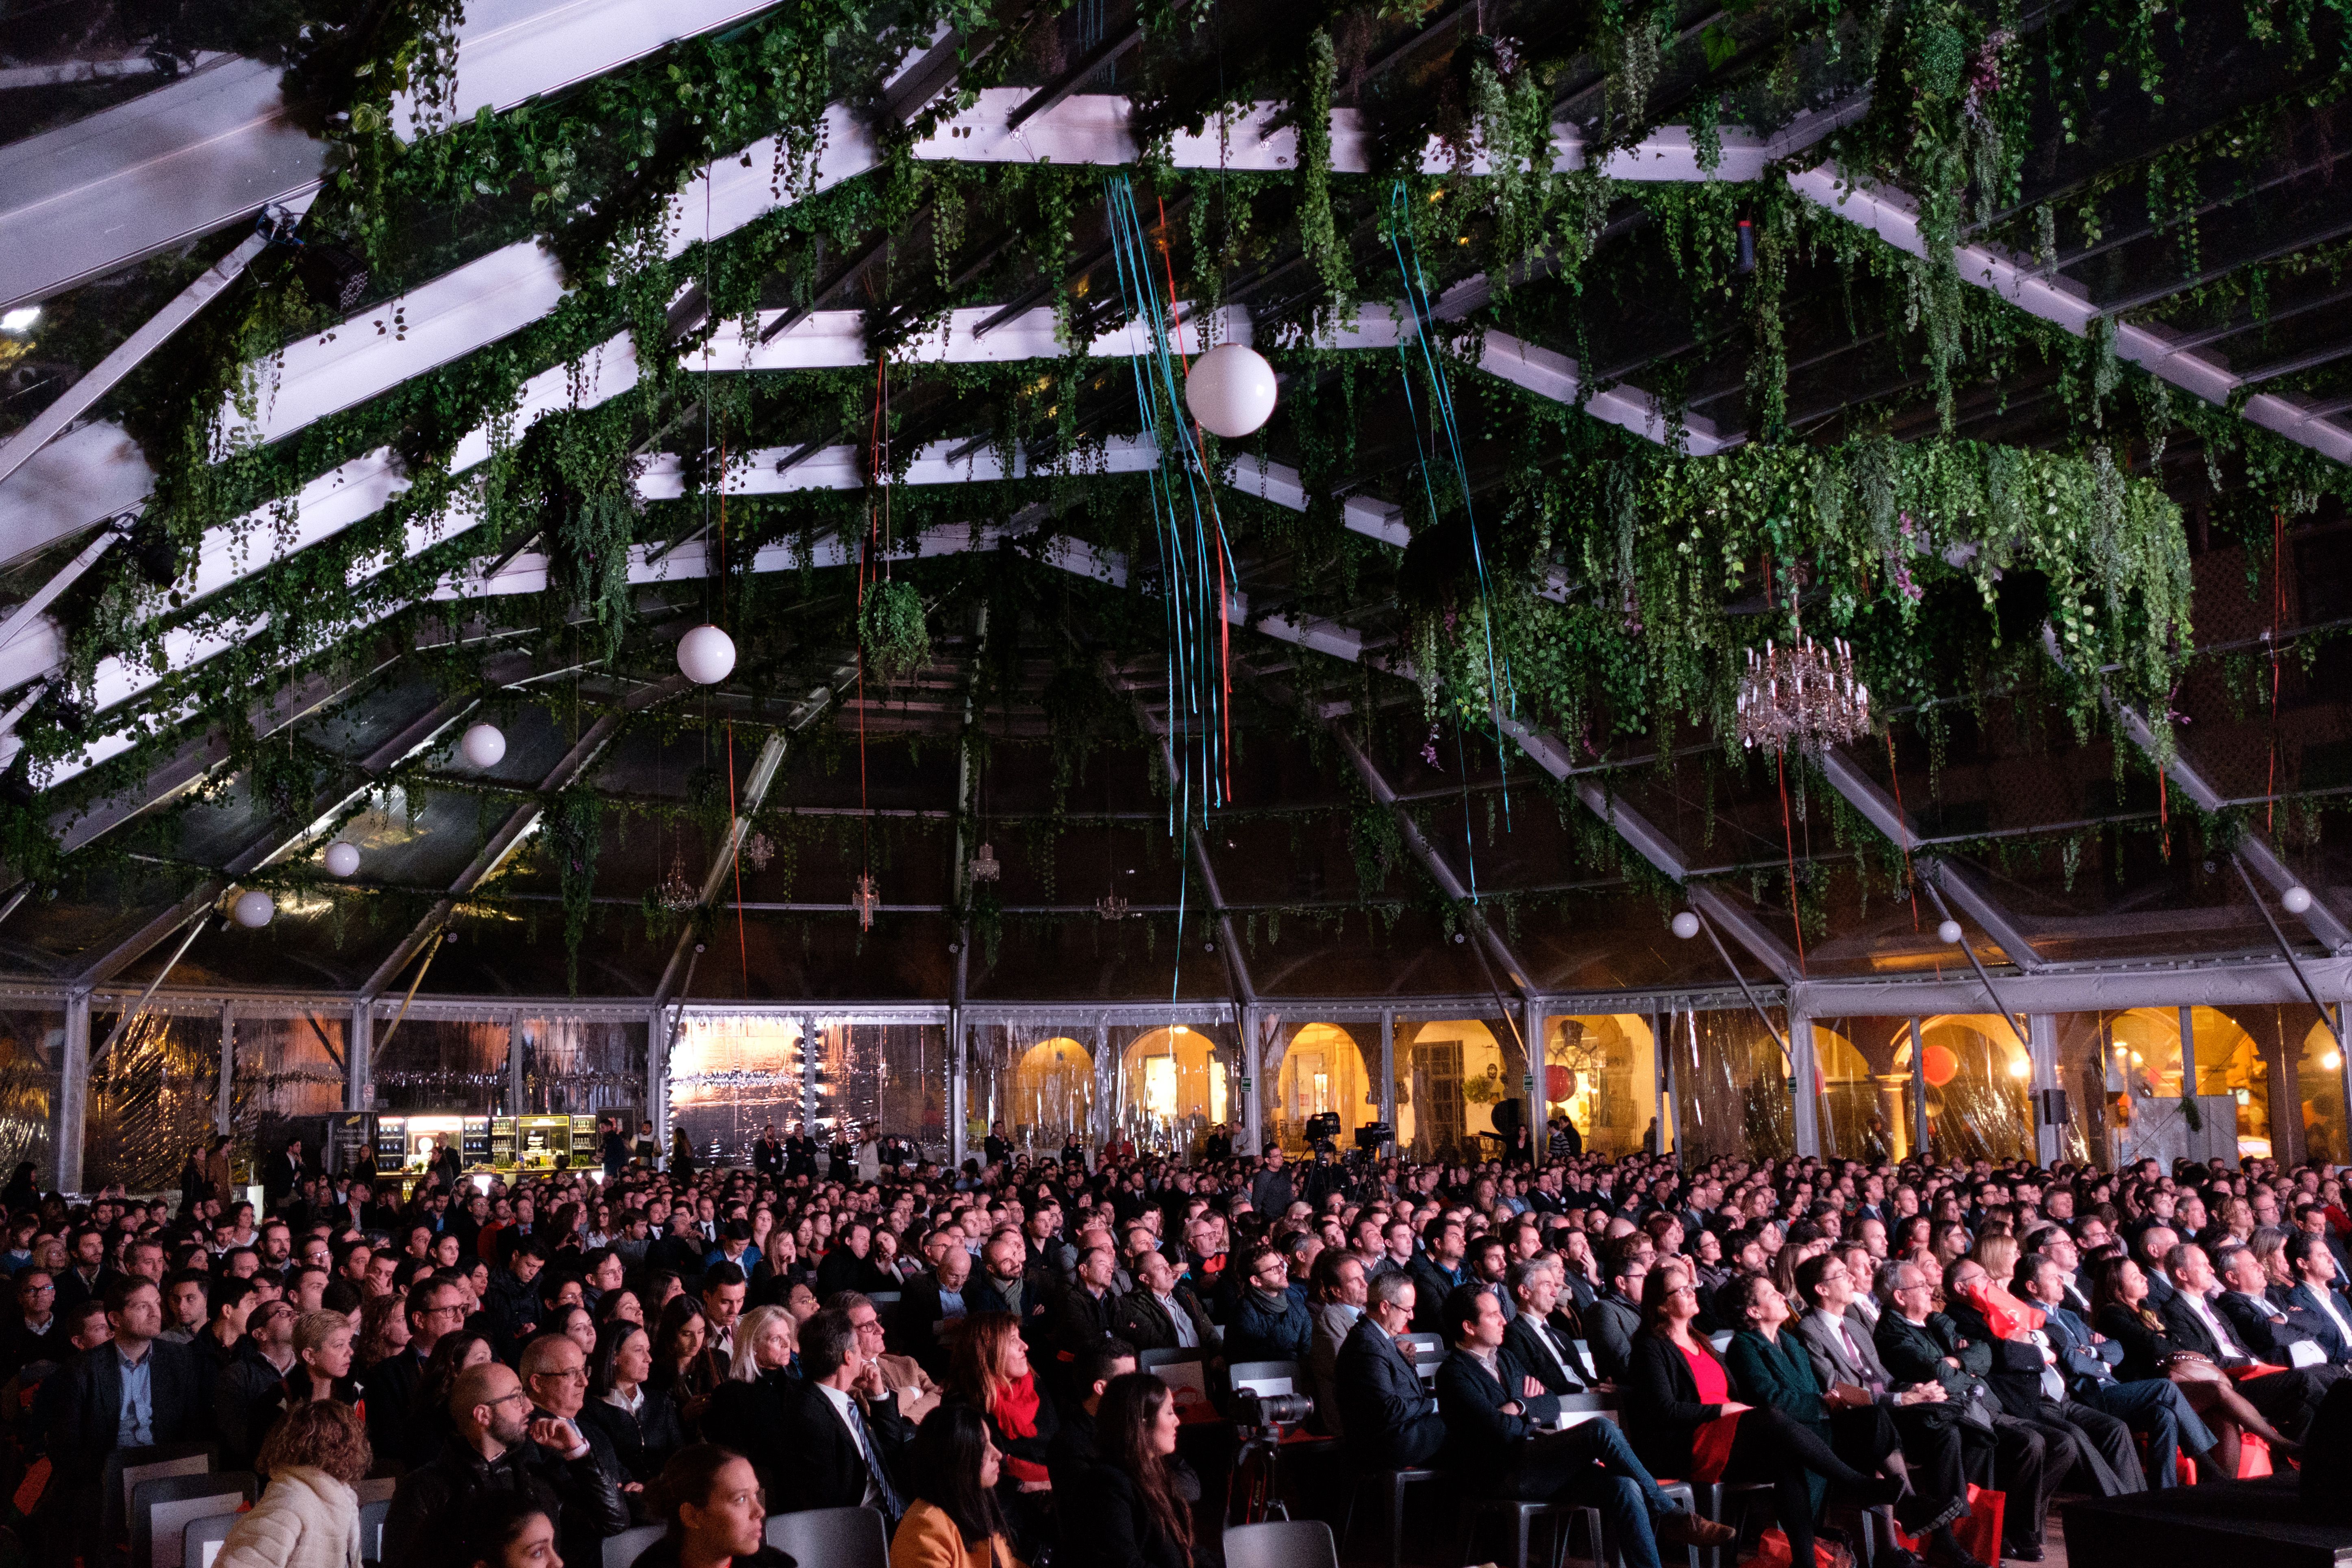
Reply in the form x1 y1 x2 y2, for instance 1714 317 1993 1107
1937 918 1965 946
1669 911 1700 939
461 722 506 769
1185 342 1278 439
233 889 275 928
677 624 736 685
2283 885 2314 915
324 841 361 878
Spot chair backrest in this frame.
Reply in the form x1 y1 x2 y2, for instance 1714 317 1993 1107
358 1496 393 1564
104 1446 215 1549
131 1472 254 1568
1137 1347 1204 1372
181 1511 241 1568
602 1522 669 1568
353 1474 398 1506
1397 1333 1444 1361
1224 1518 1340 1568
764 1504 889 1568
1707 1331 1734 1354
1228 1360 1303 1398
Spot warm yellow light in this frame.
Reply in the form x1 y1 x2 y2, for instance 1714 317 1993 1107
2325 1050 2343 1072
1171 1024 1187 1036
2006 1057 2029 1079
2130 1051 2144 1065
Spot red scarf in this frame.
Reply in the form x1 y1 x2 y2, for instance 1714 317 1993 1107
993 1371 1049 1485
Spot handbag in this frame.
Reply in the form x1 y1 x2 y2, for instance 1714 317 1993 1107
1893 1483 2005 1566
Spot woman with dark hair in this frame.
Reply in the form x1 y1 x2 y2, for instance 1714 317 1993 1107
1622 1263 1898 1568
580 1322 687 1485
1058 1373 1200 1568
411 1331 495 1464
891 1405 1026 1568
2088 1255 2295 1475
459 1494 561 1568
944 1314 1058 1495
650 1297 717 1403
630 1444 791 1568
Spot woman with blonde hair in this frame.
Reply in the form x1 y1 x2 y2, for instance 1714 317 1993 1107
701 1306 798 1461
216 1401 373 1568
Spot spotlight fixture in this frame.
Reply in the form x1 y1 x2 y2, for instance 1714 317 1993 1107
0 306 38 333
1735 218 1756 275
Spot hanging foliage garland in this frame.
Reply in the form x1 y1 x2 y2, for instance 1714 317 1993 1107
859 578 931 687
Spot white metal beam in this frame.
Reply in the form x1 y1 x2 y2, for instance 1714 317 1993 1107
0 56 328 313
1813 747 2050 971
1787 167 2352 466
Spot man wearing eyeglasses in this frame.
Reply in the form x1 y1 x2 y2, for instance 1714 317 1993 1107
366 1278 466 1467
0 1269 56 1377
385 1360 628 1568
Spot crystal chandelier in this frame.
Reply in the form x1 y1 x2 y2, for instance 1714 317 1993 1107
1735 636 1870 754
743 830 775 871
1096 891 1130 923
969 842 1000 884
852 871 880 931
656 850 697 912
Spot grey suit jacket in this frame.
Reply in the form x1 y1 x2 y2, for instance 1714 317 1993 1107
1791 1307 1897 1393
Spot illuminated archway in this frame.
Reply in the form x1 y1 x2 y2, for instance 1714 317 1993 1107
1914 1014 2032 1161
1007 1037 1094 1150
1114 1026 1226 1153
1274 1024 1371 1154
1543 1014 1658 1157
1397 1019 1508 1161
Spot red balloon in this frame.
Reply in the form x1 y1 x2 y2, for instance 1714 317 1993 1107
1922 1044 1960 1088
1546 1065 1574 1103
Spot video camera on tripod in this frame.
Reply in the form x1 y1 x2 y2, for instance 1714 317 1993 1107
1302 1111 1342 1154
1233 1386 1315 1440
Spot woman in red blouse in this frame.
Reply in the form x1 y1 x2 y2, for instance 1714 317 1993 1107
1622 1262 1902 1567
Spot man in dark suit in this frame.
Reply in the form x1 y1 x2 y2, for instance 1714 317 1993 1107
771 1308 914 1524
972 1230 1055 1355
50 1229 115 1316
2212 1242 2345 1372
752 1126 785 1181
1433 1284 1729 1568
1941 1258 2141 1496
2280 1232 2352 1362
1334 1272 1446 1471
1501 1260 1585 1394
1113 1250 1216 1356
2017 1253 2213 1486
1585 1243 1647 1383
891 1244 972 1379
2157 1242 2337 1439
2133 1225 2181 1312
1878 1261 2069 1563
1406 1217 1469 1336
1784 1255 1976 1544
366 1277 467 1468
47 1278 211 1560
385 1361 628 1568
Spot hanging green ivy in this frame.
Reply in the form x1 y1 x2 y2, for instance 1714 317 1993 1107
548 787 604 995
859 579 932 687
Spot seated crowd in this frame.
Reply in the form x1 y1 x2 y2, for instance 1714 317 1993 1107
5 1125 2352 1568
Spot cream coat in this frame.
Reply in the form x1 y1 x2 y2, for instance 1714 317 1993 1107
215 1466 361 1568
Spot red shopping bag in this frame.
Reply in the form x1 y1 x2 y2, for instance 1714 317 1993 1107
1894 1483 2004 1565
1752 1528 1854 1568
